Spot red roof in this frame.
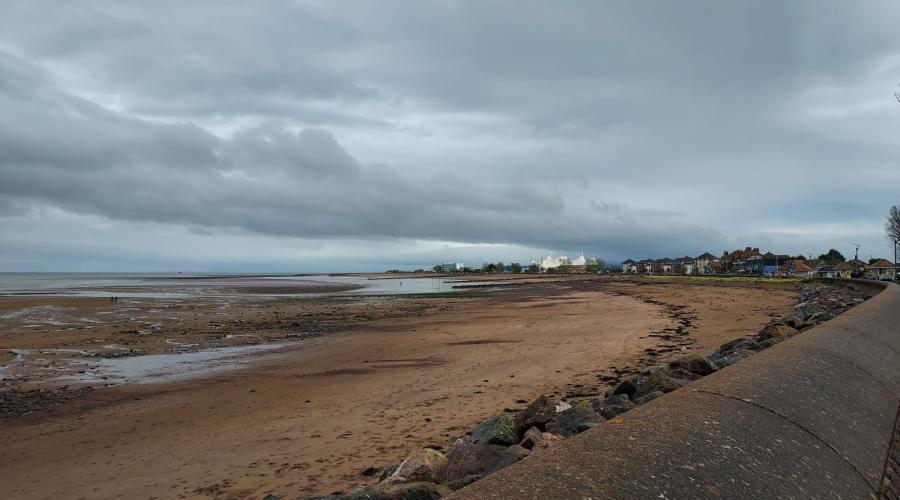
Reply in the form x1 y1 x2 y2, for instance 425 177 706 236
779 260 811 272
868 259 896 269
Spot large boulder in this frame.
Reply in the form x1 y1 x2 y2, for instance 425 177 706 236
668 354 718 376
384 448 448 484
711 348 754 368
708 338 762 366
518 426 561 450
514 395 556 433
777 315 804 329
631 369 686 400
660 366 702 381
633 391 665 405
376 482 452 500
608 374 644 399
333 482 451 499
546 404 603 437
804 310 833 325
438 437 529 482
445 475 483 491
470 413 517 446
591 394 637 419
715 337 762 354
757 323 799 343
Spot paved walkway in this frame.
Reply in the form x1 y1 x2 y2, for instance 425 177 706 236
882 403 900 499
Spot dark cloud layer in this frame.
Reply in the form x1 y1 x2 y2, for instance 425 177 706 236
1 1 899 270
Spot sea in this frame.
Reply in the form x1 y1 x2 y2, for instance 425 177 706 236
0 272 477 298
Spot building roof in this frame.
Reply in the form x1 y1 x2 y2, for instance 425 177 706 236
792 260 812 272
695 252 718 260
868 259 897 269
621 259 635 264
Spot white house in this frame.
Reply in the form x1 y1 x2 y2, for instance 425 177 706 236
866 259 897 281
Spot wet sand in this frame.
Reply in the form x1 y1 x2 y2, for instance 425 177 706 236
0 278 796 499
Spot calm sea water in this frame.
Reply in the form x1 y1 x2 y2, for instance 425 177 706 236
0 273 475 297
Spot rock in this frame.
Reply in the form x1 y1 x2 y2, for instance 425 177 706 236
514 395 556 433
777 315 804 329
668 354 718 376
471 413 517 446
377 482 452 499
591 394 637 419
554 401 572 413
338 482 453 499
633 391 665 405
715 337 761 353
518 426 543 449
362 467 379 477
631 369 685 400
805 311 833 324
379 464 399 482
708 339 762 365
438 437 529 482
386 448 448 484
608 375 644 399
660 366 702 381
757 338 779 350
712 348 754 368
445 474 483 491
518 426 561 450
757 323 799 343
546 404 603 437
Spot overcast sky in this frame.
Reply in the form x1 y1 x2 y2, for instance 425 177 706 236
1 1 899 272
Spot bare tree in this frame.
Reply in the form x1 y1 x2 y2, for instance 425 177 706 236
886 205 900 265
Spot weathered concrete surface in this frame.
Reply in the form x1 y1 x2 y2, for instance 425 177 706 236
882 405 900 498
453 281 899 499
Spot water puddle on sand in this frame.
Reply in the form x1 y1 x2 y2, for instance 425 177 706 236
58 344 286 385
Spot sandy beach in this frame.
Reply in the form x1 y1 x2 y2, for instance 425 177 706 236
0 277 797 498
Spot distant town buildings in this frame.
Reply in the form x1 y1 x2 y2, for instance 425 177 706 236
431 251 607 275
429 247 896 279
538 252 603 273
621 247 896 280
439 262 465 273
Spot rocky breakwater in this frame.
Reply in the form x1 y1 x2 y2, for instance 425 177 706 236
301 282 870 500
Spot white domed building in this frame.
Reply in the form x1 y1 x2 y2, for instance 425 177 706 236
539 251 600 273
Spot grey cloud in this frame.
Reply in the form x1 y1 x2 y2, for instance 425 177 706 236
0 49 711 256
1 1 899 269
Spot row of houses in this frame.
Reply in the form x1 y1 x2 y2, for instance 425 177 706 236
621 247 897 280
621 251 726 275
778 258 897 280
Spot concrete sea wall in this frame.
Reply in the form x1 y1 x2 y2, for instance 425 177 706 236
453 281 899 499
